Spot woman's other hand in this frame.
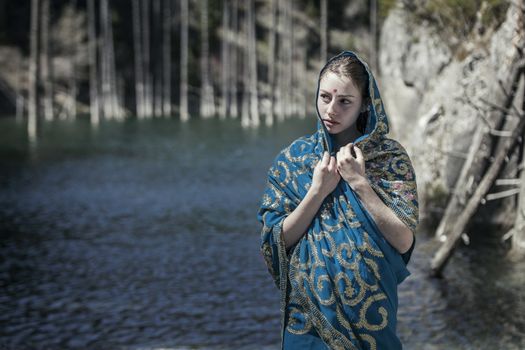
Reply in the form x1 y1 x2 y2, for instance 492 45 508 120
336 144 367 189
310 152 341 198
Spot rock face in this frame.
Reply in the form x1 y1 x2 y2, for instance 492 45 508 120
379 4 522 226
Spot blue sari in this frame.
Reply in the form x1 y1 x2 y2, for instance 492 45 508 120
257 51 419 350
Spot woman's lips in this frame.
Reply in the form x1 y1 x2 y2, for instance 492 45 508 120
323 119 339 127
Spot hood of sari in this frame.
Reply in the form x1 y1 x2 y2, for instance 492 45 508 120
258 51 418 349
316 51 389 155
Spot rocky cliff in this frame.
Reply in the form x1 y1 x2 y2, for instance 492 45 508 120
379 2 522 227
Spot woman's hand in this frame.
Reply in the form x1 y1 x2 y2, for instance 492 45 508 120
336 143 367 189
310 152 341 198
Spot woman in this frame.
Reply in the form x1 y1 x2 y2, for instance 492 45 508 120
257 51 418 349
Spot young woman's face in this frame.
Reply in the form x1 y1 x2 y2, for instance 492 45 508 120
317 71 364 135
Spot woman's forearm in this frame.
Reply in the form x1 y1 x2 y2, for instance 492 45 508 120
282 188 326 249
353 179 414 253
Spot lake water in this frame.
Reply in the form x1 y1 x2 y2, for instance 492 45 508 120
1 117 524 349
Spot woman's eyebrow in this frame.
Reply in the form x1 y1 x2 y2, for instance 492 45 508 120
319 89 355 97
320 89 354 98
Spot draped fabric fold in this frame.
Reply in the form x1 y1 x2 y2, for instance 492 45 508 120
258 51 418 349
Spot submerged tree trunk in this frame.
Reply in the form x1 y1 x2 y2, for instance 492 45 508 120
509 73 525 259
220 0 230 119
87 0 99 125
41 0 53 121
200 0 215 118
283 0 293 118
153 0 163 117
28 0 40 138
241 3 250 127
266 0 277 126
132 0 145 118
435 6 525 241
162 0 172 117
274 0 284 120
180 0 190 121
229 0 239 119
247 0 259 126
142 0 153 117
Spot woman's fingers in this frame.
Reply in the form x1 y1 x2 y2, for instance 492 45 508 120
354 145 364 162
328 156 337 172
321 151 330 168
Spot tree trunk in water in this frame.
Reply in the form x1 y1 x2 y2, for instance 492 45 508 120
220 0 230 119
153 0 163 117
266 0 277 126
281 1 293 117
142 0 153 117
100 0 122 119
229 0 239 119
274 0 284 120
132 0 145 118
241 3 250 128
28 0 40 139
320 0 327 65
200 0 215 118
431 102 525 276
435 3 525 241
41 0 53 121
100 0 112 118
162 0 172 117
248 0 259 126
180 0 190 121
106 1 123 119
87 0 99 125
509 73 525 259
68 0 79 119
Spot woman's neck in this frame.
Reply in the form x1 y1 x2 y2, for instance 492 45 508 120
334 126 361 149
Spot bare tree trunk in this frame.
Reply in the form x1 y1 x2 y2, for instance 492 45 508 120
266 0 277 126
87 0 100 125
431 106 525 276
68 0 79 119
220 0 230 119
132 0 145 118
16 59 24 121
283 0 292 118
509 73 525 259
287 0 294 117
248 0 259 126
105 0 123 119
229 0 239 119
100 0 111 118
180 0 190 121
241 4 250 127
41 0 53 121
142 0 153 117
200 0 216 118
435 2 525 241
28 0 40 138
99 0 122 119
320 0 327 65
162 0 172 117
274 0 284 120
154 0 163 117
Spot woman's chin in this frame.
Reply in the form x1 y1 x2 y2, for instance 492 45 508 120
325 125 342 134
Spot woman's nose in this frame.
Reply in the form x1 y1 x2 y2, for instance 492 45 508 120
326 100 337 115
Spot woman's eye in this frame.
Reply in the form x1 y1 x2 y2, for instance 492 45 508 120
341 99 351 105
320 94 331 102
